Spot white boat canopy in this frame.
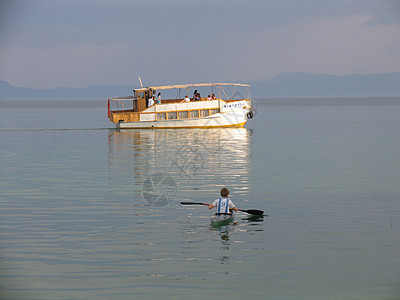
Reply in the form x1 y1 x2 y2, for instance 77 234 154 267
134 82 250 91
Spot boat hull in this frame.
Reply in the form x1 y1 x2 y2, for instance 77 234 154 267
117 109 248 129
210 214 234 226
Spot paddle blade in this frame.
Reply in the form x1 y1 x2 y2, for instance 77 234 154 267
180 202 209 206
240 209 264 215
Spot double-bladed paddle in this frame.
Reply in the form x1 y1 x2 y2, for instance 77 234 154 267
180 202 264 216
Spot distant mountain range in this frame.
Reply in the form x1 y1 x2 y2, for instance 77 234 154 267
0 81 132 100
1 72 399 100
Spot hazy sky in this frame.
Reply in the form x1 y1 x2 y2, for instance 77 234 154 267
1 0 400 89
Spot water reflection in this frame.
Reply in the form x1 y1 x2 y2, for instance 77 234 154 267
218 226 232 264
242 214 265 223
210 224 233 264
107 128 265 268
211 215 265 265
107 128 253 206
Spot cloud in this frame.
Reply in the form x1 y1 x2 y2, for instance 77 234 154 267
1 1 399 88
0 44 136 88
228 14 400 80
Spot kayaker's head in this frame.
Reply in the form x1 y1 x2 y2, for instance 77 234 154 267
220 188 230 198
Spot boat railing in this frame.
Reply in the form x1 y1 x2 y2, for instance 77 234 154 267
108 96 137 114
108 96 251 119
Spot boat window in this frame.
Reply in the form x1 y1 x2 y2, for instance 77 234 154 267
168 112 177 119
189 110 199 118
178 111 189 119
133 99 138 112
157 112 167 120
200 109 210 117
210 108 220 115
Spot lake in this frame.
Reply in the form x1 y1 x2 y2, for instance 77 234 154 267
1 97 399 299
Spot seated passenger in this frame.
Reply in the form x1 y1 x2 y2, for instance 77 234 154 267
184 95 190 102
211 93 216 100
207 95 212 100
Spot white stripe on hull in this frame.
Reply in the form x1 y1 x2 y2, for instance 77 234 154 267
117 110 248 129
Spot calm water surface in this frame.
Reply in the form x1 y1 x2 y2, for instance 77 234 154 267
0 98 399 299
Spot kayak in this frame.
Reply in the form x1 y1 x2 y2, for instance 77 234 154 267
210 213 234 226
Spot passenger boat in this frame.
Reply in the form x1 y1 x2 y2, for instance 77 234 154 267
210 213 234 227
108 83 254 129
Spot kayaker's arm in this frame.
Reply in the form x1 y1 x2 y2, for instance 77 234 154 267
208 204 214 209
232 206 239 212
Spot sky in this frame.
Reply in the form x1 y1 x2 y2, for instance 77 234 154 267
0 0 400 89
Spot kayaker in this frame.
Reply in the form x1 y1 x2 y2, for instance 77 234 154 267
208 188 238 215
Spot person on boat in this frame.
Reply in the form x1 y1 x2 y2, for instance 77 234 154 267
193 90 198 100
157 92 162 104
184 95 190 102
209 188 238 215
211 93 216 100
207 95 212 100
148 96 154 106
